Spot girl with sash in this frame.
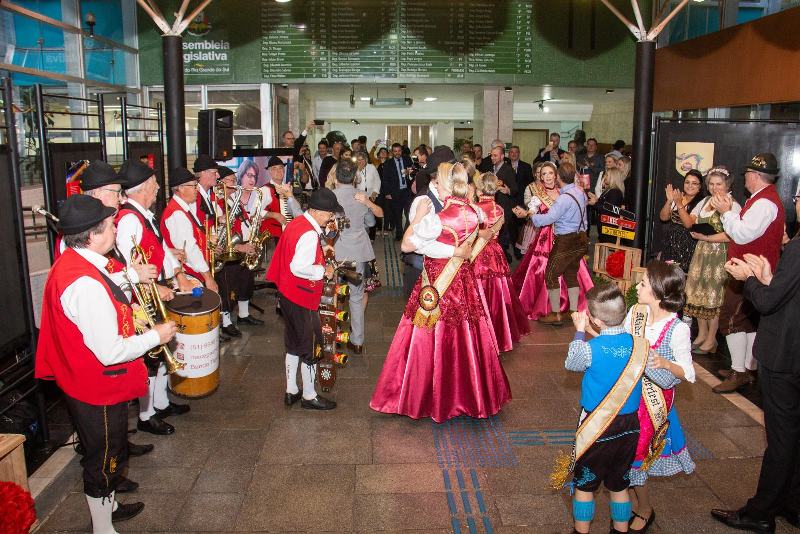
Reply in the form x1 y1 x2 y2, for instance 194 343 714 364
512 162 593 320
623 261 696 533
471 172 530 352
370 163 511 422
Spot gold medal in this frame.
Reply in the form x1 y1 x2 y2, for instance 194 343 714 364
418 285 440 312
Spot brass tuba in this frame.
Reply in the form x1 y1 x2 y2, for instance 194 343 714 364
241 187 271 270
128 237 185 374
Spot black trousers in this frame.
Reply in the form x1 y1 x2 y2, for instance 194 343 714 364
65 396 128 498
215 262 255 313
279 294 321 364
745 365 800 518
403 263 422 300
387 191 411 238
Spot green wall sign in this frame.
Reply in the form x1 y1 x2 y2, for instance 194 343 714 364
138 0 642 87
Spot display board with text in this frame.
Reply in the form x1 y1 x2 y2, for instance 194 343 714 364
138 0 640 87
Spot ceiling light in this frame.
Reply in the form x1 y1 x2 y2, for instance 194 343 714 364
504 86 512 92
423 97 437 102
606 89 615 94
351 119 360 125
359 97 370 101
275 0 291 3
543 106 550 113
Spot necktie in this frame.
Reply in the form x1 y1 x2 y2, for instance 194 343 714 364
396 158 405 189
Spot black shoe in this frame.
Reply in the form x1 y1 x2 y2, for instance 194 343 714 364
220 331 231 343
115 476 139 493
155 401 191 418
711 508 775 533
238 315 264 326
284 391 302 406
127 441 154 457
112 501 144 523
300 395 337 410
629 510 655 534
346 341 363 355
221 324 242 337
137 416 175 436
778 508 800 528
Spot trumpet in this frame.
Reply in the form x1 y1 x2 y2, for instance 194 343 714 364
129 237 185 374
241 187 271 270
205 218 216 278
212 183 244 271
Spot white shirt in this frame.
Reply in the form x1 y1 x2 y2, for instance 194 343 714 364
290 212 325 280
60 247 160 366
263 182 304 219
624 309 696 384
690 195 741 219
197 184 221 218
163 196 209 274
116 198 181 279
721 186 779 245
312 153 324 180
408 186 456 259
356 164 381 197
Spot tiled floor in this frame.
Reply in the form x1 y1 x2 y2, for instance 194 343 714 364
34 236 792 533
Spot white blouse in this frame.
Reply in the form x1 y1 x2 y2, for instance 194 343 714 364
624 308 696 383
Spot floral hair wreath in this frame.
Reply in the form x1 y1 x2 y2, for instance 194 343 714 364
706 166 730 177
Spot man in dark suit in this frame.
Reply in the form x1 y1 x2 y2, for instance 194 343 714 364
380 142 414 241
534 132 566 165
489 145 519 259
712 198 800 533
508 145 533 208
281 121 315 183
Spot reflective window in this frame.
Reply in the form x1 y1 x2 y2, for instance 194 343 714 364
207 89 261 131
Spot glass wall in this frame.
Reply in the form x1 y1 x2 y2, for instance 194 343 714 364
662 1 792 45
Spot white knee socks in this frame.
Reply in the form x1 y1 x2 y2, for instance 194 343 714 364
222 311 232 327
727 332 747 372
567 287 579 312
285 353 299 394
548 288 561 313
238 300 249 318
85 493 117 534
301 363 318 401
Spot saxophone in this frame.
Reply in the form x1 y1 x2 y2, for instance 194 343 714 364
241 187 271 270
128 238 185 374
213 183 244 272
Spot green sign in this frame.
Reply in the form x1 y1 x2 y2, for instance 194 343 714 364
138 0 641 87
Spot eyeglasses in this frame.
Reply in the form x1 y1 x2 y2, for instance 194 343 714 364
99 187 123 196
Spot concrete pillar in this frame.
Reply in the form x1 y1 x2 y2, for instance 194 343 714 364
473 87 514 148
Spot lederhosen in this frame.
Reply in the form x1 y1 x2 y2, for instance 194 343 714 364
544 189 589 290
214 198 254 313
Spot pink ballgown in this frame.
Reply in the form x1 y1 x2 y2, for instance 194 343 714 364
511 197 593 320
370 196 512 423
472 195 530 352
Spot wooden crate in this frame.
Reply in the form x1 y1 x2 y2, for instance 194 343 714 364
0 434 28 491
592 242 642 280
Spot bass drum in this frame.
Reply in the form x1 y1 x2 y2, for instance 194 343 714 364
165 290 221 398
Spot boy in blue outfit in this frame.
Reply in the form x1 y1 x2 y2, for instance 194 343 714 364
563 284 650 534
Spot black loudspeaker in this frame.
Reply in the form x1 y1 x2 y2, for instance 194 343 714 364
198 109 233 160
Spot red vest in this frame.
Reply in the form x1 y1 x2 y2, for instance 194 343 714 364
727 185 785 268
115 205 166 276
266 215 324 310
161 197 207 280
54 233 126 273
35 248 148 405
262 184 284 238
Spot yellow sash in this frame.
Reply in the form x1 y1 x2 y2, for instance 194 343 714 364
469 216 504 262
550 305 650 490
413 227 478 329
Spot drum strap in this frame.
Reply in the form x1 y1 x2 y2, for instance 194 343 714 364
550 304 650 490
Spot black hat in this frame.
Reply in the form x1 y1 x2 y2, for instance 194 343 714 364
423 145 457 177
169 167 196 188
57 194 116 235
193 154 218 173
80 160 124 192
266 156 285 169
744 152 779 175
119 160 155 190
217 166 235 180
308 188 344 213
